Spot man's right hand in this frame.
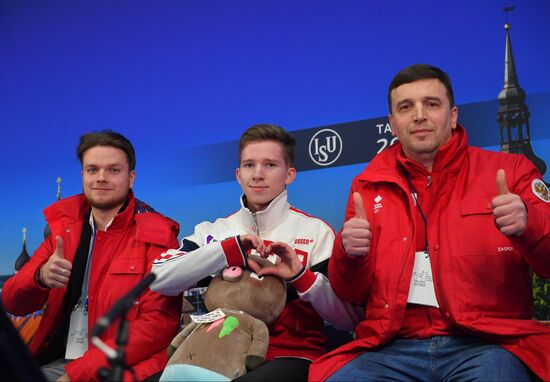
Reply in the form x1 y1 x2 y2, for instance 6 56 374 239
39 236 72 288
342 192 372 256
239 234 265 257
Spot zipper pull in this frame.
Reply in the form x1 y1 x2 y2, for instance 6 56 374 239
251 213 259 236
426 176 432 189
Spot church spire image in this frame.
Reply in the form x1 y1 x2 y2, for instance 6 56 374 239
497 18 547 180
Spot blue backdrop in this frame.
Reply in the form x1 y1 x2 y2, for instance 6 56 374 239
1 0 549 275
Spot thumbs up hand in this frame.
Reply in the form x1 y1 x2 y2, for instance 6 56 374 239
39 236 73 288
491 169 527 236
342 192 372 256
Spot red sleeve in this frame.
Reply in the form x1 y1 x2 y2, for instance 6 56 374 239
221 236 247 267
507 156 550 278
1 236 52 315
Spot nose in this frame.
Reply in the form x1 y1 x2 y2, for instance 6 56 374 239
96 169 107 182
252 164 264 180
413 104 426 123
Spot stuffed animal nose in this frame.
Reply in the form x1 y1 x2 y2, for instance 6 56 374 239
222 266 243 281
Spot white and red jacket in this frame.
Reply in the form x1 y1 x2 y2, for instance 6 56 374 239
151 190 362 361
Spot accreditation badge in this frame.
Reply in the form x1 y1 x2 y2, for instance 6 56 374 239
65 302 89 359
407 251 440 308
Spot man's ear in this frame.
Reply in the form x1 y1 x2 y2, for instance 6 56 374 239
285 166 296 186
236 168 242 185
451 106 458 129
389 114 396 137
129 170 136 188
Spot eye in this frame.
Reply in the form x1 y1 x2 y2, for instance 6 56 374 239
426 100 440 108
250 273 264 281
242 163 254 168
266 162 277 168
399 103 411 112
110 168 121 174
86 168 97 174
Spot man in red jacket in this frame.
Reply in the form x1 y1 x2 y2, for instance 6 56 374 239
2 130 182 381
310 64 550 381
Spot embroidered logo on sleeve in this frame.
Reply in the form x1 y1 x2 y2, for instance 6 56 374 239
532 179 550 203
152 249 186 266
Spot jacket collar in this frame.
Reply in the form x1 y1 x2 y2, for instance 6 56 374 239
45 190 136 233
237 189 289 235
100 192 135 232
358 124 469 185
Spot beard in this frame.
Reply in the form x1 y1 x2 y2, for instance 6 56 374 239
85 192 129 211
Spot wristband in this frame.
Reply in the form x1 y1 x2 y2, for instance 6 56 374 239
285 265 306 283
235 235 249 268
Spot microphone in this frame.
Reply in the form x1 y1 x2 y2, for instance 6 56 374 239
92 272 156 337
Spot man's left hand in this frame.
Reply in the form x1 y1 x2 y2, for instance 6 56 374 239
491 169 527 236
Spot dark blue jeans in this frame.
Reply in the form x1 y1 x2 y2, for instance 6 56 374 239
326 336 532 381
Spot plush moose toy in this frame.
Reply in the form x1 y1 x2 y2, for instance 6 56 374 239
160 256 287 381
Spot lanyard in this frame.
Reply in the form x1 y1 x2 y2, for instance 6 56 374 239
77 224 96 313
401 166 429 252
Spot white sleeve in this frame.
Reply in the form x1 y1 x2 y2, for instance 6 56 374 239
299 273 364 331
150 241 228 296
308 221 334 267
299 221 364 330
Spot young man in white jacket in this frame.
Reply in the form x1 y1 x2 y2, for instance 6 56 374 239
151 124 361 381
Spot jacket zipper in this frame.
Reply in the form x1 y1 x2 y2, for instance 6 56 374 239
251 212 260 238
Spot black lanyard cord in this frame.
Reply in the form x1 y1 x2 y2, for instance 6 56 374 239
401 166 429 252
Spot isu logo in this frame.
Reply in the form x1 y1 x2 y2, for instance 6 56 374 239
309 129 343 166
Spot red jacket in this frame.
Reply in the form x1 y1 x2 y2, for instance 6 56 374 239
310 126 550 381
2 192 182 381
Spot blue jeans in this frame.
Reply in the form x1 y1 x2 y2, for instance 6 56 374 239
326 336 532 381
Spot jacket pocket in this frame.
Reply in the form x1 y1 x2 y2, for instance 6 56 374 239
110 258 146 275
459 196 515 257
108 258 145 320
455 196 531 314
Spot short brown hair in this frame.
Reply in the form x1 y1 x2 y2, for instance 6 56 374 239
77 130 136 170
388 64 455 113
238 124 296 167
